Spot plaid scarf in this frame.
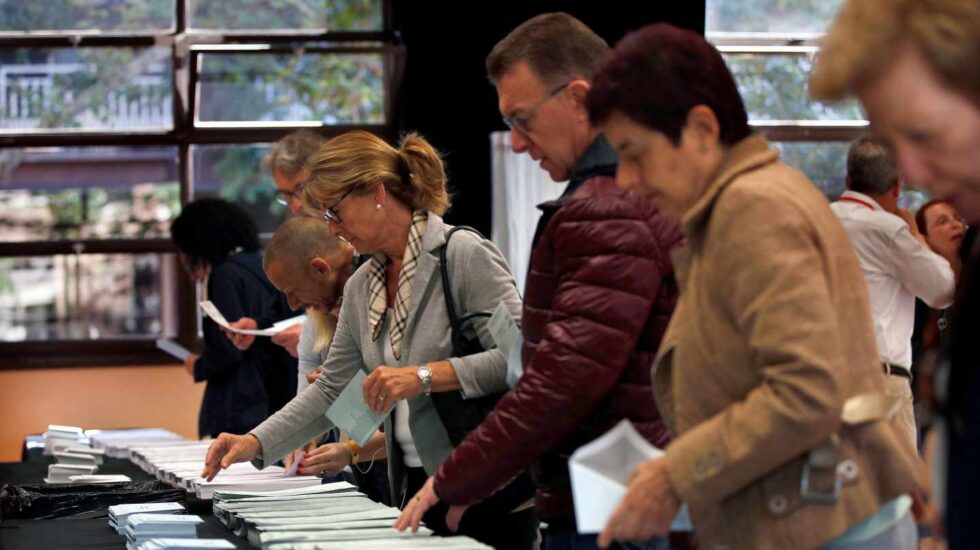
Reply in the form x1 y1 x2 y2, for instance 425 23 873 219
367 210 428 360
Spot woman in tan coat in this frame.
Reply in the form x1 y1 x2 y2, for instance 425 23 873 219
586 24 923 550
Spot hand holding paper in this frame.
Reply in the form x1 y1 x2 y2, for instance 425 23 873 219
325 370 387 447
200 300 304 337
569 420 691 540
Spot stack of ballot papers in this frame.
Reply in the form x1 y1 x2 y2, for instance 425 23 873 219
88 428 185 459
107 437 321 499
206 482 490 549
44 463 98 483
53 444 106 465
43 425 86 455
132 540 235 550
109 502 186 534
125 514 203 549
64 474 133 484
569 419 692 534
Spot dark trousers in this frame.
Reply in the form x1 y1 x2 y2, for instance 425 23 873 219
405 466 538 550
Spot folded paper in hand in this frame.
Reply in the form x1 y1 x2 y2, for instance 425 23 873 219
325 370 386 447
569 419 692 534
199 301 304 336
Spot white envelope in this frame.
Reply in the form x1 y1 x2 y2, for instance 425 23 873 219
569 419 692 533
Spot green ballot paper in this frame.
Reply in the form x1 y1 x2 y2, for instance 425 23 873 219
325 370 386 446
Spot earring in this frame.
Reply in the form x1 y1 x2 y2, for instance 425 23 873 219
375 204 382 210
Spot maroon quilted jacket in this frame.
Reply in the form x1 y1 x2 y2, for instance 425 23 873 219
434 169 682 529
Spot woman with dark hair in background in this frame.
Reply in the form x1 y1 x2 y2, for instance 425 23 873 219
587 23 921 549
912 201 968 444
170 198 298 438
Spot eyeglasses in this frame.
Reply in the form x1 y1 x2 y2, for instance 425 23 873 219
274 181 305 206
322 187 354 224
502 82 570 134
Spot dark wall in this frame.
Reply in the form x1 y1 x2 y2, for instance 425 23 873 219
391 1 705 235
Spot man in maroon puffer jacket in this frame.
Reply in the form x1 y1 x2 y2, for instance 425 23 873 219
395 13 682 549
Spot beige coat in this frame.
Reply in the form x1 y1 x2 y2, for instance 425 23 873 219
654 135 922 549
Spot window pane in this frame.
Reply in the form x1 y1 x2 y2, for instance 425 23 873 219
773 141 848 199
191 144 286 235
775 141 933 209
0 0 175 33
196 52 384 124
188 0 382 32
706 0 845 34
1 48 173 132
0 147 179 241
725 53 864 121
0 253 176 341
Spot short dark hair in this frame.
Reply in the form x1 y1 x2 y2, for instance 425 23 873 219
587 23 750 146
846 135 900 195
170 198 259 269
486 12 610 87
916 199 947 235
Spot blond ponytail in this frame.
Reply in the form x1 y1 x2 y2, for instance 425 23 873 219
300 130 451 217
397 132 451 216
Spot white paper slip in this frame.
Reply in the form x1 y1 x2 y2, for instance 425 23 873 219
45 463 98 483
569 419 692 534
54 451 99 466
110 502 185 534
505 333 524 389
156 339 193 362
135 539 235 550
272 315 306 331
325 370 386 447
200 300 288 336
53 444 106 457
69 474 132 484
487 300 520 356
282 451 303 478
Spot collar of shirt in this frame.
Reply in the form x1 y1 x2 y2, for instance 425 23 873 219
838 190 885 212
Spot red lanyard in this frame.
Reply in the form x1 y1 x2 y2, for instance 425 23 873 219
838 196 877 211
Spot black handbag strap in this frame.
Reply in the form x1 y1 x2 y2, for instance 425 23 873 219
439 226 493 354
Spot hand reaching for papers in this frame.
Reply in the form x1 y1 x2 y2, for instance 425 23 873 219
363 366 423 413
393 475 470 534
296 442 352 478
598 458 680 548
202 433 262 481
271 323 302 358
224 318 258 350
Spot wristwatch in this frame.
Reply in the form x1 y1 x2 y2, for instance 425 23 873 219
417 365 432 396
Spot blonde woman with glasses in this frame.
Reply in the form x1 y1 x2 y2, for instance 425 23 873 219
202 130 536 549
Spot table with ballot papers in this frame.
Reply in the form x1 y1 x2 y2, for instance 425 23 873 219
0 425 492 550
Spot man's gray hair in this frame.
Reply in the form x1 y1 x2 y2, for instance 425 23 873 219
261 130 327 176
846 135 900 195
486 12 610 87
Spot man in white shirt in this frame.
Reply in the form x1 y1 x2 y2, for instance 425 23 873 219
831 135 956 451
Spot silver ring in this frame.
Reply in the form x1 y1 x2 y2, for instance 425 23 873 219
377 394 386 402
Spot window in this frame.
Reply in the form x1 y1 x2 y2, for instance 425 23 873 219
0 0 398 367
707 0 860 200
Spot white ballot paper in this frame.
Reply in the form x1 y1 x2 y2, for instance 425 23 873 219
282 450 303 478
505 333 524 389
487 301 520 355
325 370 386 447
156 339 193 362
569 419 692 534
199 301 303 336
488 300 525 388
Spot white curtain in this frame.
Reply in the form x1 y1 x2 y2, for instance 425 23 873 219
490 131 564 293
